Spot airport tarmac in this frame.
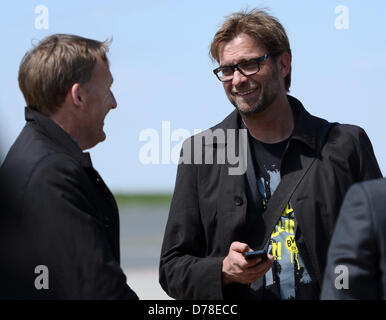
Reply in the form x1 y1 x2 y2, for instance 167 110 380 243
119 203 172 300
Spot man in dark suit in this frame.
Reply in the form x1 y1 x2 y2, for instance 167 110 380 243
0 34 138 299
321 178 386 300
159 9 382 300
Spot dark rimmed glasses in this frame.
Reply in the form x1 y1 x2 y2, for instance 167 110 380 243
213 53 270 82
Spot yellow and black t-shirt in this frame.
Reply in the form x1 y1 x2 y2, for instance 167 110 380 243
249 135 317 299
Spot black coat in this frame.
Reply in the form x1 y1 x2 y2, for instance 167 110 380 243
159 96 382 299
0 107 138 299
321 178 386 300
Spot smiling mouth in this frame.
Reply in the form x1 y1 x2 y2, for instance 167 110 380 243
233 87 259 97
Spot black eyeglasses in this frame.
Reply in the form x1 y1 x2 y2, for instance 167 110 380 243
213 54 270 82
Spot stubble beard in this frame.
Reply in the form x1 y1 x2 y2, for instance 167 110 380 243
232 67 282 116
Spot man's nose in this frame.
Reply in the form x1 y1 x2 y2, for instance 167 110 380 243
111 92 117 109
232 69 248 87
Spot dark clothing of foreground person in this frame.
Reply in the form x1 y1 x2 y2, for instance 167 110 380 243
321 178 386 300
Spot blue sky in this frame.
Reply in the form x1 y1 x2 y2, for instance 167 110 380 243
1 1 385 193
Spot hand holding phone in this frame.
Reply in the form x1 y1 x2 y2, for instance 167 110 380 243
222 242 273 286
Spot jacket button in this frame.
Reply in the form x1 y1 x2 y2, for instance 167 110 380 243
234 196 243 206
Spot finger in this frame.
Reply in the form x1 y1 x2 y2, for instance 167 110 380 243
243 252 273 267
242 263 273 283
244 267 272 283
244 255 263 265
240 257 262 269
246 257 274 275
230 241 250 253
244 269 271 283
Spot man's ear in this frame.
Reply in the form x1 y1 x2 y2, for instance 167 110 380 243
70 83 85 108
277 52 291 79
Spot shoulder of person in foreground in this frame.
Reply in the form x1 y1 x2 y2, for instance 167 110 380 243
321 178 386 300
323 123 382 180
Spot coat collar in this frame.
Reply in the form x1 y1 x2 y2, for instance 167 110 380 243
25 107 93 168
208 95 328 155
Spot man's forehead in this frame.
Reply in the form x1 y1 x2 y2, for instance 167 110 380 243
93 57 113 81
218 33 266 64
104 64 113 84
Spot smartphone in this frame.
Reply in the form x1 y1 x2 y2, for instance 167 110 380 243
243 249 268 261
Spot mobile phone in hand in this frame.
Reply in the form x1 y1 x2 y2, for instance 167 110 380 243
243 249 268 261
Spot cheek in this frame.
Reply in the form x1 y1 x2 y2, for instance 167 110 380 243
223 83 232 95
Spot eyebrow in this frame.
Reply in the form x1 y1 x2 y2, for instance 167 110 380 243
220 57 255 68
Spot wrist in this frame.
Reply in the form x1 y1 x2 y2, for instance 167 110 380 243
221 257 232 286
222 273 232 286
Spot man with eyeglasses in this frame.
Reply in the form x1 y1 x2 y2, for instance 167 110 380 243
159 9 381 300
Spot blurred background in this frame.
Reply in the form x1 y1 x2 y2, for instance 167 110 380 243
0 0 385 299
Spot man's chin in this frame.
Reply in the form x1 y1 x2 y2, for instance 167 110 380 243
99 132 107 143
85 133 106 150
235 103 266 116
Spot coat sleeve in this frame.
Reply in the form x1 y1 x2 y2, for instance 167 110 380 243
353 127 382 181
159 154 224 299
22 153 138 300
321 182 380 299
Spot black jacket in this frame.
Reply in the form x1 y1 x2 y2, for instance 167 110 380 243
0 107 138 299
159 95 382 299
321 178 386 300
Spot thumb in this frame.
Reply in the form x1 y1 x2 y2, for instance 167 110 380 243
230 241 251 253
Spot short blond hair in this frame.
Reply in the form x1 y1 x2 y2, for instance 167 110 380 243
210 9 292 91
18 34 111 115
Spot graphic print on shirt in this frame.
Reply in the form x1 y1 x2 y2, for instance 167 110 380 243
257 164 280 209
256 164 312 299
249 134 315 299
264 201 312 299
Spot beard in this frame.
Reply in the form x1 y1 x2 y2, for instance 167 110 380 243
229 65 282 116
